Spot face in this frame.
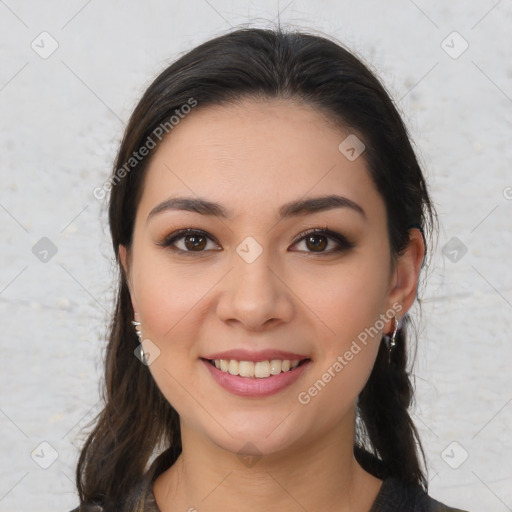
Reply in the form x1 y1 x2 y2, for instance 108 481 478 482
121 98 415 458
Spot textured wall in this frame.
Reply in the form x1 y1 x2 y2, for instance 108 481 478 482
0 1 511 510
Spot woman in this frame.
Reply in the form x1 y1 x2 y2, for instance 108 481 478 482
71 27 467 511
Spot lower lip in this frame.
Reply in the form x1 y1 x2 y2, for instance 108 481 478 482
202 359 311 398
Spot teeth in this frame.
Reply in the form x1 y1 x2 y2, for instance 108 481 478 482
239 360 255 377
212 358 303 378
269 359 282 375
254 360 270 378
228 360 239 375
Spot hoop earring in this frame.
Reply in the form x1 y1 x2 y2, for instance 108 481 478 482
384 315 400 363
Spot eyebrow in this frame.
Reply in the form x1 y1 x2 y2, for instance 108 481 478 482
147 194 366 223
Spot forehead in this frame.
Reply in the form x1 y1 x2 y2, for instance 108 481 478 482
138 98 384 224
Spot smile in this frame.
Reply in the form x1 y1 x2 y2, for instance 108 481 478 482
201 357 311 398
208 358 308 378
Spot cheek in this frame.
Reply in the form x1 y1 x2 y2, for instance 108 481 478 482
296 253 389 402
309 255 390 344
131 249 214 347
132 266 211 416
296 278 385 428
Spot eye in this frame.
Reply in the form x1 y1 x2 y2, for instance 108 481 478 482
157 229 220 255
290 228 355 255
157 227 354 256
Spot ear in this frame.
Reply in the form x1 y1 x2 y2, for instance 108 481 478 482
119 244 138 315
385 228 425 327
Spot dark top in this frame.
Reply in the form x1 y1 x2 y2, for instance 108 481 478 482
70 477 467 512
70 449 468 512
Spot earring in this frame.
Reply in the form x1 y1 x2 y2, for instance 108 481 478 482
384 315 400 363
131 317 146 363
131 319 142 340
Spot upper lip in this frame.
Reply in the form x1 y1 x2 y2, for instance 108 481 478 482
202 349 310 362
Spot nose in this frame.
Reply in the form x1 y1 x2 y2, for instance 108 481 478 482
215 251 295 331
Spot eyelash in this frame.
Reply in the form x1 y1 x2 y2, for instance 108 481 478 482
157 227 355 256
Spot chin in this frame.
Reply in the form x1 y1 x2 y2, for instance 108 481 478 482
194 411 309 459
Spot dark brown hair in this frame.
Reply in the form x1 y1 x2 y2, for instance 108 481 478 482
76 26 436 508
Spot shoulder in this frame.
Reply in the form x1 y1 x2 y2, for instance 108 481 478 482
68 507 104 512
372 477 469 512
354 448 467 512
68 468 158 512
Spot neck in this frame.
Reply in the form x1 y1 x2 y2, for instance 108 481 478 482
153 412 382 512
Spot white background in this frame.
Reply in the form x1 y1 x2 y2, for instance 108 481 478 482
0 1 511 511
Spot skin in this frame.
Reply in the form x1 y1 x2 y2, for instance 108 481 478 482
119 98 425 512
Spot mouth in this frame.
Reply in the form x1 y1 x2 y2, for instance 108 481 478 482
200 356 312 398
203 357 311 379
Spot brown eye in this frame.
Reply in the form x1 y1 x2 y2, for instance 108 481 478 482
291 228 355 255
183 233 207 251
158 229 220 255
304 233 328 252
